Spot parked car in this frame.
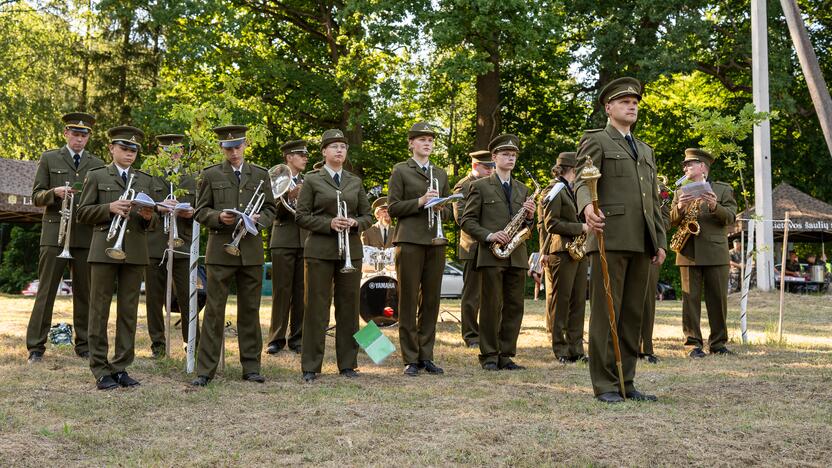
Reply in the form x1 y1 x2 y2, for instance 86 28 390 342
441 262 464 298
21 279 72 296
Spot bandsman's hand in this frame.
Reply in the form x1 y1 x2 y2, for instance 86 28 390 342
109 199 133 218
251 213 261 224
677 193 695 210
138 206 154 221
523 199 535 219
582 223 590 234
652 248 666 266
488 230 511 245
540 255 549 268
419 188 439 206
219 211 237 225
177 208 194 219
583 205 604 233
701 191 718 211
53 186 73 199
287 185 301 201
330 216 352 232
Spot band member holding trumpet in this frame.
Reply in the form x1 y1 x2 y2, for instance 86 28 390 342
461 134 536 371
453 150 494 348
670 149 736 358
539 152 590 363
27 112 105 363
266 139 309 356
388 122 451 377
76 126 156 390
144 134 197 358
574 77 665 403
295 129 371 382
191 125 276 386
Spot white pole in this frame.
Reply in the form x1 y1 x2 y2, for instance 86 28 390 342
778 212 791 342
165 214 173 358
185 221 200 373
740 220 755 344
752 0 775 291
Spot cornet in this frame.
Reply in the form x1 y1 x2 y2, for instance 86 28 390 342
426 165 448 245
57 182 74 259
163 182 185 248
105 173 136 260
336 190 356 273
224 179 265 256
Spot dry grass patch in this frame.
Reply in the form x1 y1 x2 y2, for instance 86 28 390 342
0 291 830 466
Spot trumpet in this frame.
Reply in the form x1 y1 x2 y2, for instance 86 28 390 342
336 190 356 273
163 183 184 248
105 173 136 260
268 164 298 214
426 164 448 245
57 182 74 259
224 179 265 256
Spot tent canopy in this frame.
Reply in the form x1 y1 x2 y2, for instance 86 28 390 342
733 183 832 243
0 158 42 224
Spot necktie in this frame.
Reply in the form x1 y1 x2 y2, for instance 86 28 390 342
292 176 298 185
422 166 427 174
121 171 127 184
234 170 241 182
625 134 639 159
333 173 340 186
382 228 388 246
73 154 80 169
502 181 512 215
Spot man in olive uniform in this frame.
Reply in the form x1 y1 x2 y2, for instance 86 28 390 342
670 148 737 358
574 77 666 403
640 177 671 364
266 139 309 355
76 126 156 390
27 112 105 363
461 134 535 370
387 122 452 376
144 134 197 357
361 197 394 249
191 125 276 386
452 150 494 348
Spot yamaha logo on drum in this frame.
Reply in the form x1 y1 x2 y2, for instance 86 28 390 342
368 281 396 290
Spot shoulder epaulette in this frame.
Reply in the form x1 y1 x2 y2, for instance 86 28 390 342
713 181 733 189
250 163 267 172
585 128 604 134
88 165 107 172
135 169 151 177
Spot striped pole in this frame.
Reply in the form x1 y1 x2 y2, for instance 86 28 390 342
185 221 200 373
739 220 755 344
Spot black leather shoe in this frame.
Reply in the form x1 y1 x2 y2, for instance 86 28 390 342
557 356 570 364
289 346 302 355
465 341 479 348
96 375 119 390
76 350 90 359
569 354 588 363
500 361 525 370
596 392 624 403
710 347 735 355
112 371 140 387
265 343 281 355
302 372 316 382
191 375 211 387
626 390 658 401
242 372 266 383
339 368 359 378
403 364 420 376
642 354 660 364
421 360 444 374
482 362 499 371
27 351 43 364
689 347 706 358
151 348 165 359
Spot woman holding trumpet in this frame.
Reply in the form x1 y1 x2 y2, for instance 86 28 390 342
295 129 371 383
76 126 156 390
191 125 276 387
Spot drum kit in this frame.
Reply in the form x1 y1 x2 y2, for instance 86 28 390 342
360 246 398 327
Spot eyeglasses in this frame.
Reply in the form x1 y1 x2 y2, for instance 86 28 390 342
327 144 349 150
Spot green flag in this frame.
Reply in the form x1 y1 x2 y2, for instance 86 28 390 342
353 320 395 364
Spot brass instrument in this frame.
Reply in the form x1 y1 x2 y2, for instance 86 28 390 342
426 164 448 245
105 174 137 260
57 182 74 259
565 232 587 261
224 179 265 256
336 190 356 273
163 183 185 248
268 164 298 214
670 199 701 253
490 170 541 259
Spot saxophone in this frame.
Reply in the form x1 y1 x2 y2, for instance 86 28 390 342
490 171 542 259
670 199 701 253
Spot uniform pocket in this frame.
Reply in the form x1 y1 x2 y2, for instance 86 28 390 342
600 203 625 217
50 169 69 187
98 183 121 203
603 153 625 176
211 181 230 203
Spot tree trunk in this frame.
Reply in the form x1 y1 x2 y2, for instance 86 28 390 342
475 52 500 151
117 15 132 122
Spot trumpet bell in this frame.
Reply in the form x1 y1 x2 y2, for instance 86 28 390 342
173 238 185 248
105 247 126 260
431 237 448 246
223 244 241 256
340 264 357 274
57 249 73 259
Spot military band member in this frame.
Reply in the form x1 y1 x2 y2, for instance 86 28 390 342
27 113 105 363
191 125 276 386
574 77 666 403
76 126 156 390
266 139 309 355
539 152 589 364
295 129 372 382
670 148 737 358
387 122 452 376
452 150 494 348
144 134 197 357
361 197 394 249
640 177 671 364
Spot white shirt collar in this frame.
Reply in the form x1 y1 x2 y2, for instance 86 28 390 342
65 146 82 158
231 163 243 173
113 163 130 177
412 157 430 171
324 164 343 179
497 174 511 185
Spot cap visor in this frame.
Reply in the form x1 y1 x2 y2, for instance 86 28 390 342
221 138 245 148
112 140 140 150
66 126 90 134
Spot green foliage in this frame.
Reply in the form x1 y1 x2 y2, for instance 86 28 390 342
0 225 40 293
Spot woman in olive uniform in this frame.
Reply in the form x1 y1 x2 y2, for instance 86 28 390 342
539 152 589 363
295 129 372 382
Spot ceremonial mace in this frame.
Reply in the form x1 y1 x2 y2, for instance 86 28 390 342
581 157 627 400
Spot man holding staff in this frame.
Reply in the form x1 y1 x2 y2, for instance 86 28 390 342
574 77 666 403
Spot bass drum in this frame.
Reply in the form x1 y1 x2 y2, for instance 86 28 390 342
359 275 398 327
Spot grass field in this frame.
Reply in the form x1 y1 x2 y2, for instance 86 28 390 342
0 290 830 466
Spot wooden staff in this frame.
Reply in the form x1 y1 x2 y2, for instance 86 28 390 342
778 211 791 342
581 158 626 399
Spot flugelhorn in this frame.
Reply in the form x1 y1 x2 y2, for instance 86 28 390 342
57 182 74 259
336 190 356 273
224 179 265 256
426 164 448 245
105 173 136 260
163 183 184 248
268 164 298 214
